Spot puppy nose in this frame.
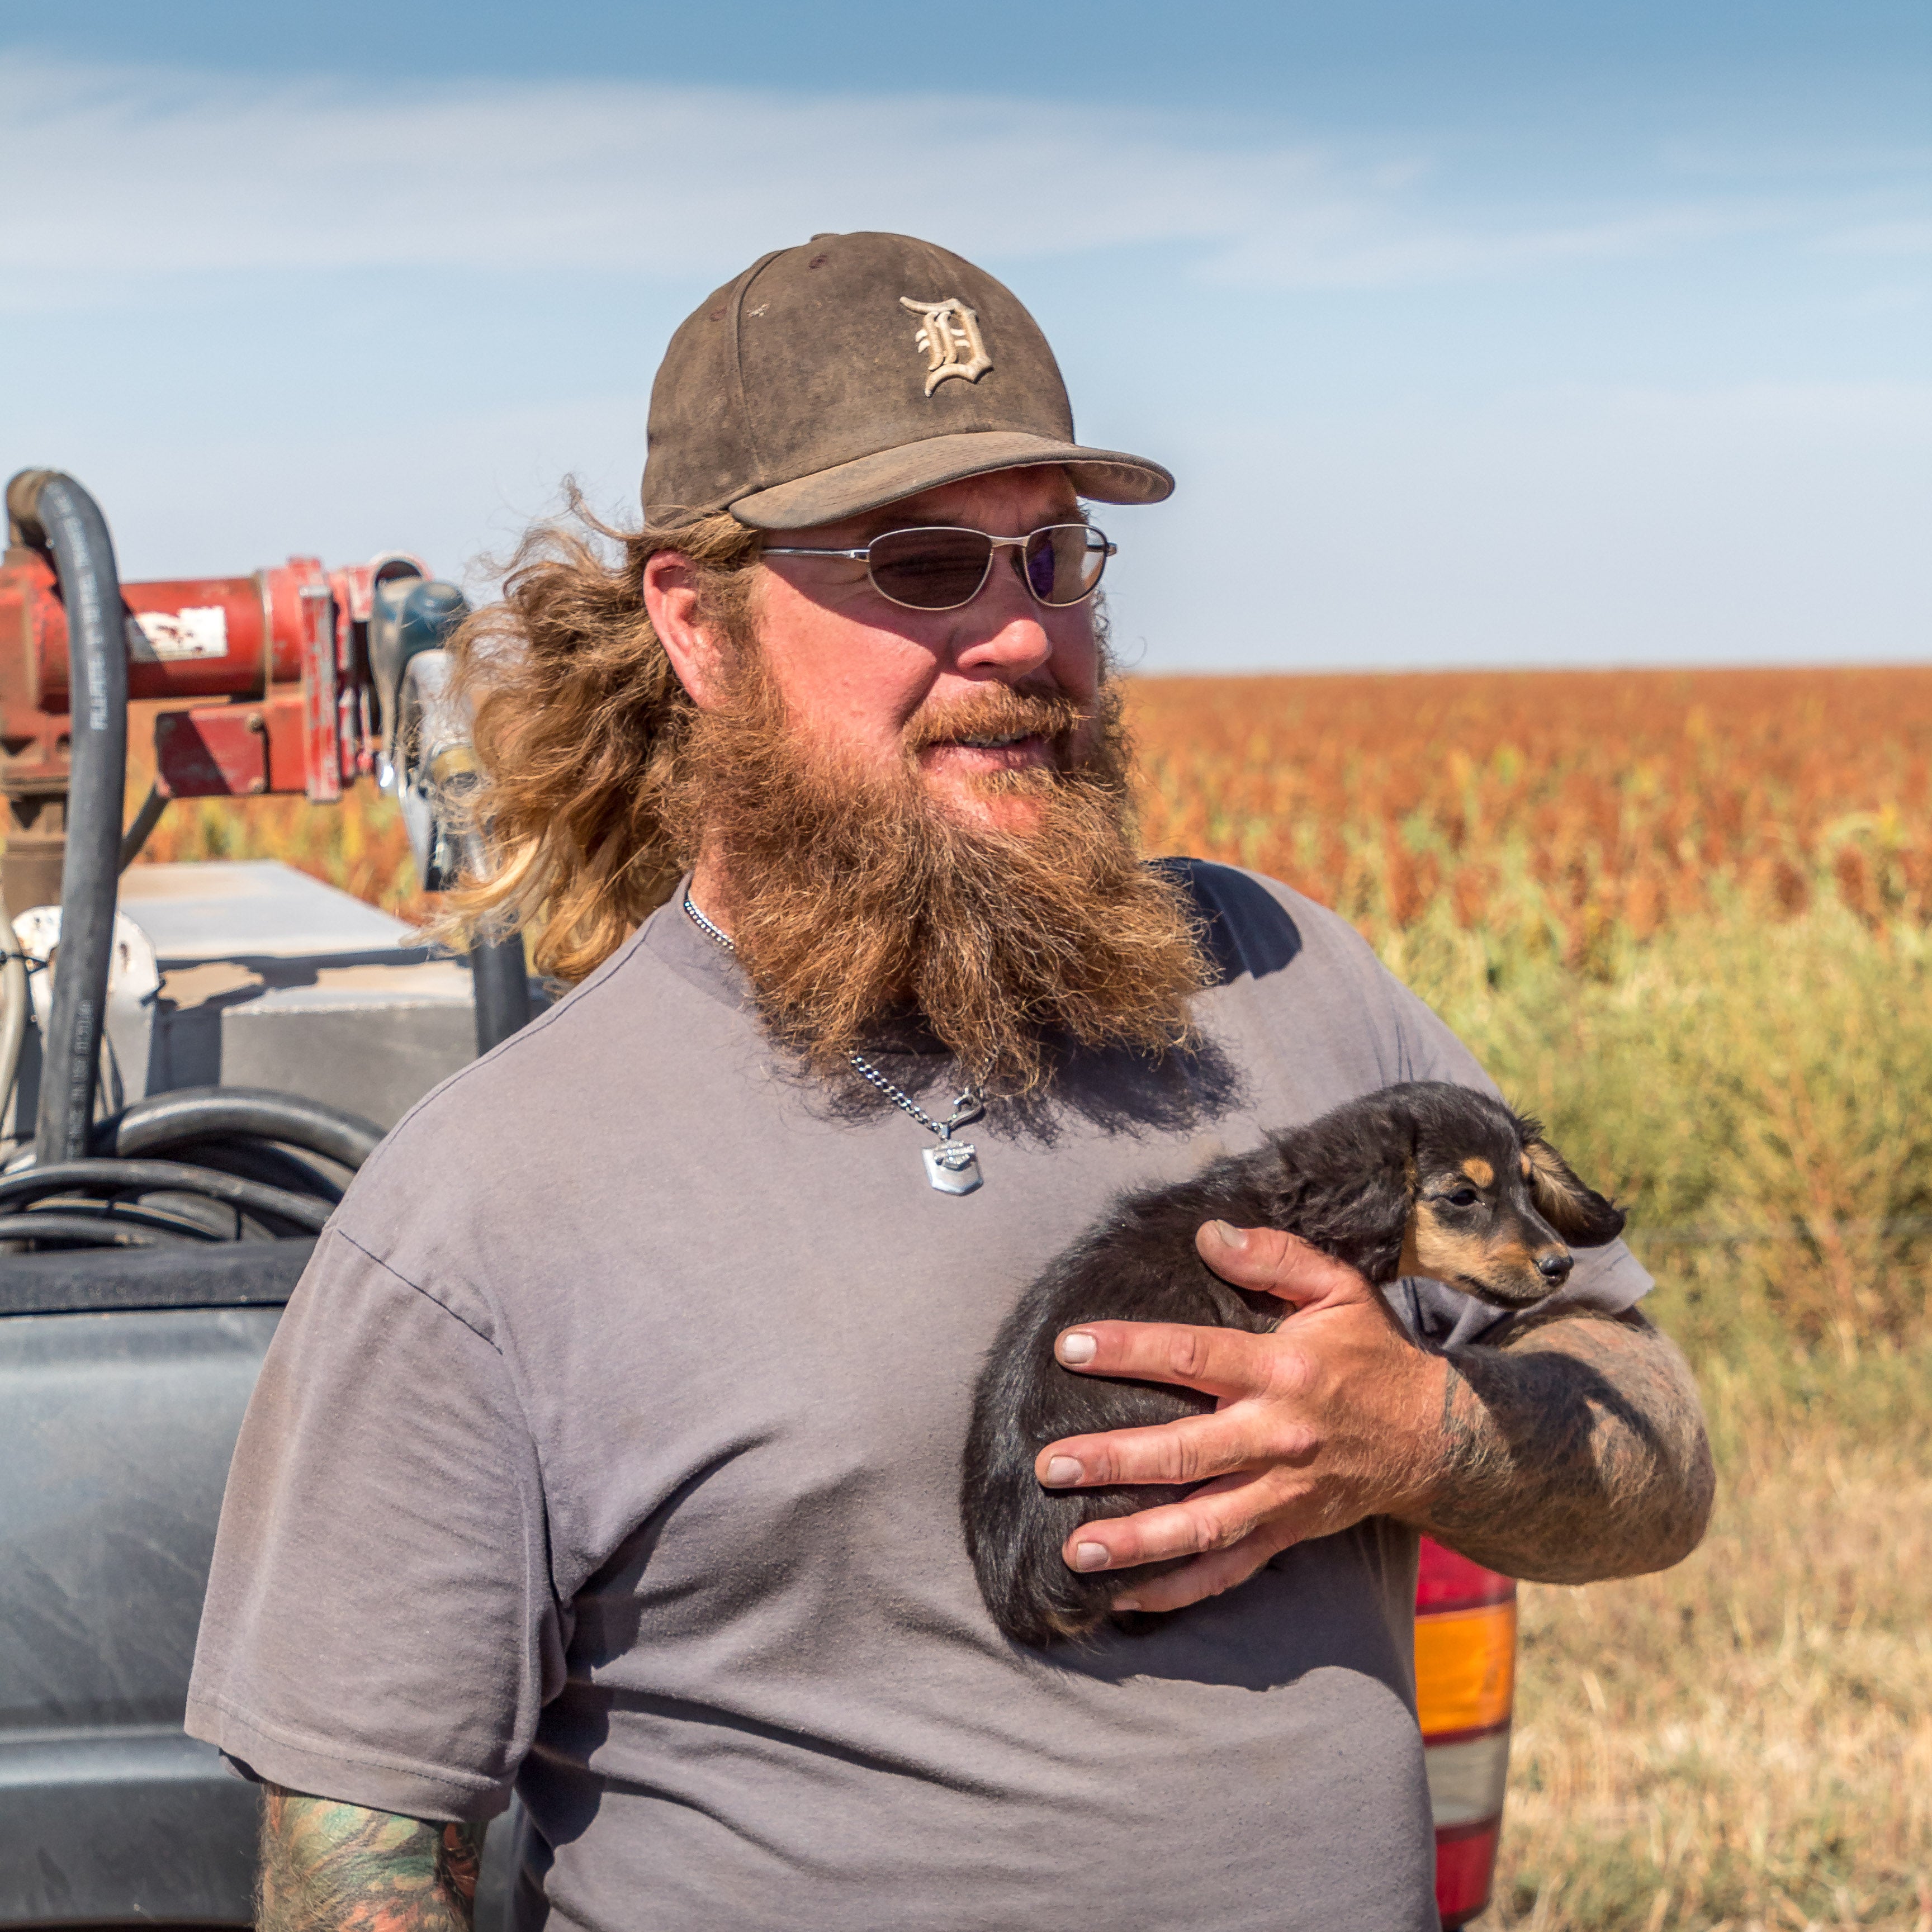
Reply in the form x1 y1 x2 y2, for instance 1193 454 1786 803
1536 1251 1573 1284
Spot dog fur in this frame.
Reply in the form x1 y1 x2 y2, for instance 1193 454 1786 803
960 1081 1625 1649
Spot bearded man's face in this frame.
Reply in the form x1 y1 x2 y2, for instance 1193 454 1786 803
661 466 1208 1096
741 465 1108 836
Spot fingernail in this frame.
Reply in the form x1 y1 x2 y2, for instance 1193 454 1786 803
1211 1219 1248 1249
1057 1331 1097 1366
1111 1597 1142 1613
1073 1542 1111 1571
1043 1456 1083 1487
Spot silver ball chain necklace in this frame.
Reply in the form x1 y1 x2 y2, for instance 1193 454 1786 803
681 892 987 1195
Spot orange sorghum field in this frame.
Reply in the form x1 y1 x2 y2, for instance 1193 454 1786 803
131 664 1932 958
1122 666 1932 966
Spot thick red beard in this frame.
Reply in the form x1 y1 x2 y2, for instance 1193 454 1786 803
673 670 1209 1096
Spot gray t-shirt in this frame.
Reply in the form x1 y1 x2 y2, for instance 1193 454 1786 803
187 862 1650 1932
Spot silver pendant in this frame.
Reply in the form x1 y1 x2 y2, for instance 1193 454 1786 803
924 1140 983 1195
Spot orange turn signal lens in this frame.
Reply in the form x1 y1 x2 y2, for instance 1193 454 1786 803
1414 1599 1517 1739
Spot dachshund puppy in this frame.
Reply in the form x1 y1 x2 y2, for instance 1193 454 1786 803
961 1081 1625 1648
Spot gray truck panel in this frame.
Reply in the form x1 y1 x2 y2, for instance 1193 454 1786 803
0 1296 523 1929
0 1729 255 1924
0 861 524 1922
0 1242 316 1320
0 1309 279 1924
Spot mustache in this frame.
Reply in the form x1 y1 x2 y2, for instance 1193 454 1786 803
900 684 1092 757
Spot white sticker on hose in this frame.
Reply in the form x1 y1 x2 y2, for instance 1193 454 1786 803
126 606 229 661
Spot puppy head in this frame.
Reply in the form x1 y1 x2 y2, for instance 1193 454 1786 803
1398 1088 1625 1308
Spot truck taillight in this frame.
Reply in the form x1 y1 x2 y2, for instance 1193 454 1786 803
1416 1537 1518 1929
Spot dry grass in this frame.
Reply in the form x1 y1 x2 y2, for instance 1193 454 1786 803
1389 905 1932 1344
1487 1325 1932 1931
1398 907 1932 1923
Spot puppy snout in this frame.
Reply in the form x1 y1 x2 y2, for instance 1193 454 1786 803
1535 1250 1573 1284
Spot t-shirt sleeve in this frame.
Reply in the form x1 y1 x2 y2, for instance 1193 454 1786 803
184 1228 561 1821
1372 952 1655 1349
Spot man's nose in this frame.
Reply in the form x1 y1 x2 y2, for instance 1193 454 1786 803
1535 1250 1573 1284
954 606 1053 680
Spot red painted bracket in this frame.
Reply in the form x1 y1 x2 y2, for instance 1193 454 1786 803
154 694 307 798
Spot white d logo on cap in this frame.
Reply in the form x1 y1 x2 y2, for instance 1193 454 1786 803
900 297 993 395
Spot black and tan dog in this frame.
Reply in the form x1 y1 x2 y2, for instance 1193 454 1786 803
961 1081 1625 1649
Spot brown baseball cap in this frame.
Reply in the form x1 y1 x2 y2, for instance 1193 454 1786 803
640 231 1175 531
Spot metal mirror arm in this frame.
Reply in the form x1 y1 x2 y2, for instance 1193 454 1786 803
385 644 532 1057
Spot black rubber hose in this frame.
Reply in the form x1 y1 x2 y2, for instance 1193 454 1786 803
471 934 532 1055
0 1198 224 1242
96 1190 253 1242
119 783 169 871
6 473 130 1161
96 1086 386 1171
459 827 532 1054
0 1212 175 1249
0 1157 335 1232
156 1133 345 1202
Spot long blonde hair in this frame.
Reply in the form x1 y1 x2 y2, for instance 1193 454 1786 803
442 496 761 982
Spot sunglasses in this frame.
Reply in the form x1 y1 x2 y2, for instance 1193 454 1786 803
762 523 1115 613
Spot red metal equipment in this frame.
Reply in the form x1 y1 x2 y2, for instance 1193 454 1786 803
0 541 427 911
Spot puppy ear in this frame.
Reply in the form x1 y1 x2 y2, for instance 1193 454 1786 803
1522 1130 1626 1247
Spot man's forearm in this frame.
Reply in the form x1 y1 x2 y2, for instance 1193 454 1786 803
1417 1308 1715 1584
259 1784 482 1932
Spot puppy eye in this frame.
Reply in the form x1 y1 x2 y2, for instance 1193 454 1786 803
1446 1187 1480 1208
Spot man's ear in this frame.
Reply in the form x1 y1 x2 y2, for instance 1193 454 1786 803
1522 1130 1627 1247
645 549 733 709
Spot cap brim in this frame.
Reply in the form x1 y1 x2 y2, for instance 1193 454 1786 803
727 430 1173 530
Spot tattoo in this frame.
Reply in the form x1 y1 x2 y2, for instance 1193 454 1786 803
259 1783 484 1932
1420 1308 1715 1584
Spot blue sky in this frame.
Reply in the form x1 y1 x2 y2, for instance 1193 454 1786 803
4 2 1926 670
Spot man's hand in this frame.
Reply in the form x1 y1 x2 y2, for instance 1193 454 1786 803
1034 1223 1448 1613
1035 1220 1714 1615
259 1783 483 1932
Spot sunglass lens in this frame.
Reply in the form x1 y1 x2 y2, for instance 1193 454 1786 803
867 529 992 609
1024 525 1109 606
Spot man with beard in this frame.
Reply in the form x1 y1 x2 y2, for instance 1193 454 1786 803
188 233 1712 1932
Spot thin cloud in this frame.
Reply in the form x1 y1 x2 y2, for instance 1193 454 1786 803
1202 202 1797 288
0 55 1318 281
2 54 1902 308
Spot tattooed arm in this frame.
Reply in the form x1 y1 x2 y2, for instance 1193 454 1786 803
1033 1223 1713 1612
258 1784 484 1932
1421 1303 1715 1582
